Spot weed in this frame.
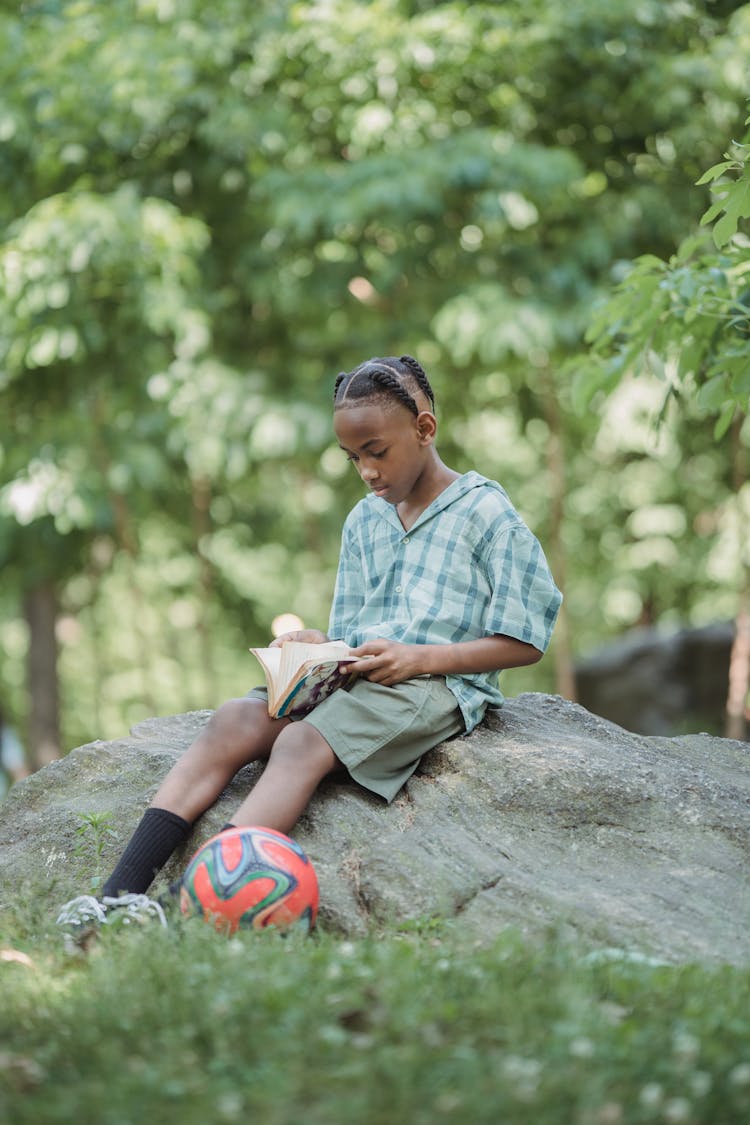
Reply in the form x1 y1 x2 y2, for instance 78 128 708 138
72 811 118 889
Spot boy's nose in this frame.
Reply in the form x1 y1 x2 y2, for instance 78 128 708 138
361 465 379 481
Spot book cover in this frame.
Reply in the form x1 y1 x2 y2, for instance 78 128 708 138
274 659 359 719
249 641 360 719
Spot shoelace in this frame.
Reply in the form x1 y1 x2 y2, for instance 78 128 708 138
55 894 108 927
56 893 167 929
102 894 168 929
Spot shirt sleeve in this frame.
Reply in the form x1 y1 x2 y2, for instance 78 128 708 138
327 515 366 642
481 524 562 653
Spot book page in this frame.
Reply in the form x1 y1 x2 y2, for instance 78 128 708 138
277 641 354 685
249 641 356 714
248 647 282 691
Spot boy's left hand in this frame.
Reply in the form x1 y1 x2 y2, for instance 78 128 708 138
352 639 426 685
270 629 329 648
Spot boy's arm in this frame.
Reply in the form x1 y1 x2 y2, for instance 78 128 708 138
352 635 541 687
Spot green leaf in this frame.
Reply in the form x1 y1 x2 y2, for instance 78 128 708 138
700 197 728 227
696 160 737 186
632 254 667 271
569 359 607 413
697 374 727 411
711 180 750 247
713 213 735 248
714 401 736 439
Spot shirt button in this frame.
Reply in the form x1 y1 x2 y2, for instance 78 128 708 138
403 536 410 543
395 585 402 593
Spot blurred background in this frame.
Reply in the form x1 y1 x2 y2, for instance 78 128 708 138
1 0 749 789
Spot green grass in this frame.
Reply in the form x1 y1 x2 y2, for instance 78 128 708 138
1 902 750 1125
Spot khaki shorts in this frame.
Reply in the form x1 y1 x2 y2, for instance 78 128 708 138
246 676 465 803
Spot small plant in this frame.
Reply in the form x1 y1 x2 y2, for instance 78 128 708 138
73 811 118 889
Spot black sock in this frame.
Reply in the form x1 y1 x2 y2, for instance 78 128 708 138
221 823 236 832
101 808 191 898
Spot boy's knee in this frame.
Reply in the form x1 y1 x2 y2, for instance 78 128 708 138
200 699 272 764
269 723 337 776
208 697 264 736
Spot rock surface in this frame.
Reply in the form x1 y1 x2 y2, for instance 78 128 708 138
1 693 748 964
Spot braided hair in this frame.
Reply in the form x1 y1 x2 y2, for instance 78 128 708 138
333 355 435 415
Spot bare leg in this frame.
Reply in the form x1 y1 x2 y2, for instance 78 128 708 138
92 706 338 902
92 699 291 901
231 720 341 835
152 698 290 823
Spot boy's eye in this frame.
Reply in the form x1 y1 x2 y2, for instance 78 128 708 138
345 449 387 462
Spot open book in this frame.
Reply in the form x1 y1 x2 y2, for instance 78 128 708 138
249 640 361 719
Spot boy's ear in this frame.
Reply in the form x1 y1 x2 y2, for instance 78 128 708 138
415 410 437 444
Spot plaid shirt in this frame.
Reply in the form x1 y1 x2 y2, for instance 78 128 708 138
328 471 562 731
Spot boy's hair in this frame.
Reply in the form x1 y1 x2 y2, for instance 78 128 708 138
333 355 435 416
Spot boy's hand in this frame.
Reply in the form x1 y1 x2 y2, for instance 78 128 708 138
352 633 542 683
352 639 426 685
270 629 329 648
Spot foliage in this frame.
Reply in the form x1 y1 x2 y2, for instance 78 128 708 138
699 140 750 249
1 0 750 752
573 122 750 440
566 106 750 735
1 916 750 1124
0 187 210 569
568 114 750 664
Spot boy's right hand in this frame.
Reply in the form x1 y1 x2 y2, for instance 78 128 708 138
270 629 329 648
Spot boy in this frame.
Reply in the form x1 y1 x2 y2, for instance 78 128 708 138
57 354 561 929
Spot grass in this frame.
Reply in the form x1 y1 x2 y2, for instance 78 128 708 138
1 899 750 1125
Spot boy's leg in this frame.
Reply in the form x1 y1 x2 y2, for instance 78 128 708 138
153 697 290 822
101 698 289 898
230 720 341 835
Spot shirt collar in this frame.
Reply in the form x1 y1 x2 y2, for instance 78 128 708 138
369 471 498 534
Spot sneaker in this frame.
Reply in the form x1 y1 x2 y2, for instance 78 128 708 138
56 894 108 929
102 893 168 929
56 892 168 932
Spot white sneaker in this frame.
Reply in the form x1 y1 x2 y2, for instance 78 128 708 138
102 893 168 929
56 894 108 928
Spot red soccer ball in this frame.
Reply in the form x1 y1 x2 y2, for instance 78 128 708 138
180 826 319 934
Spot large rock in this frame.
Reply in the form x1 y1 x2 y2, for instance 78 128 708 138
576 622 735 736
1 694 748 965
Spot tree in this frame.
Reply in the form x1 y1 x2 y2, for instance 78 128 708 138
2 0 749 759
0 187 210 763
572 119 750 738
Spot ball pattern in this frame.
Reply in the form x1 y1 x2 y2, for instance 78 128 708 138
180 826 319 934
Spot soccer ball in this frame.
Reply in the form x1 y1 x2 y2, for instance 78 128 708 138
179 826 319 934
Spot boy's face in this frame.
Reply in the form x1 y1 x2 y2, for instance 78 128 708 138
334 401 435 507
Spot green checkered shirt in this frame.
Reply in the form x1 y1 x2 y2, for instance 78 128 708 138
328 471 562 731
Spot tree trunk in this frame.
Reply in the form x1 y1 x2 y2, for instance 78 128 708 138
191 475 217 705
109 491 157 716
725 414 749 741
540 368 577 701
24 582 61 770
91 389 156 714
726 599 749 741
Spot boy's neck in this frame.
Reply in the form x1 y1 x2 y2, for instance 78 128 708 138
396 460 461 530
